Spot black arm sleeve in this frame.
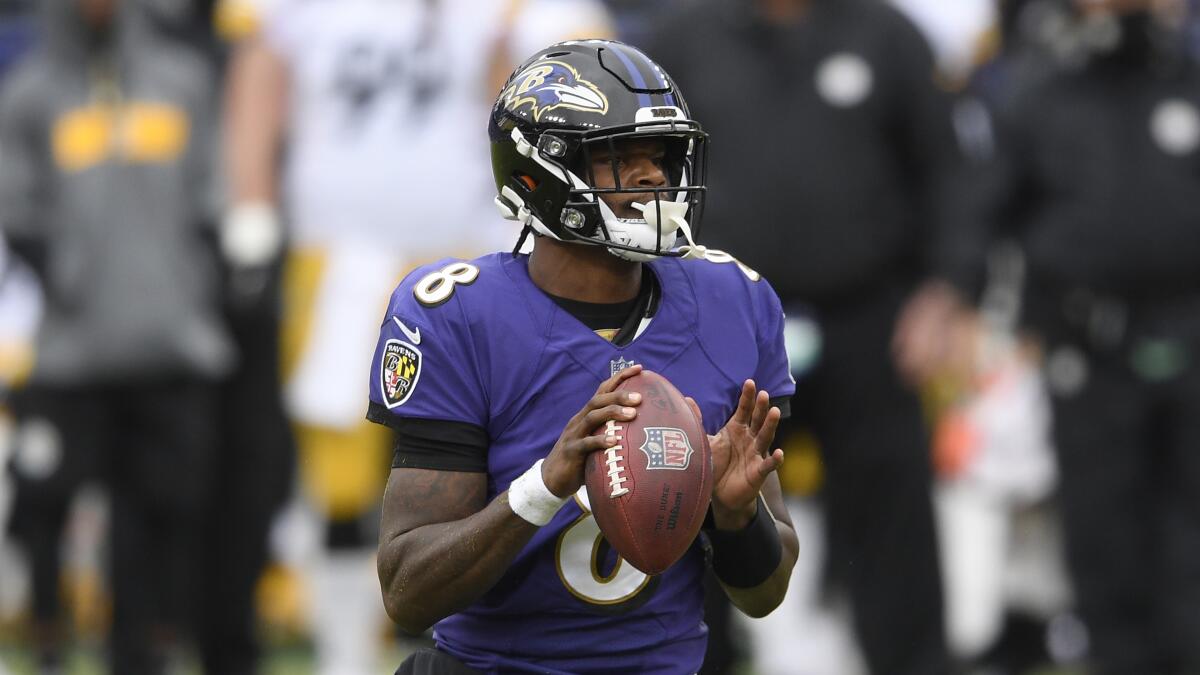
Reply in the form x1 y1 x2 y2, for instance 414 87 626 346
367 402 489 472
769 396 791 419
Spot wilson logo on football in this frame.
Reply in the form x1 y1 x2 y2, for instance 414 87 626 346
640 427 693 470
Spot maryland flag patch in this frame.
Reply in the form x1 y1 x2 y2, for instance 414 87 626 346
381 339 422 408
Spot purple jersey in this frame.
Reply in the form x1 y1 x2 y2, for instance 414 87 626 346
368 252 794 674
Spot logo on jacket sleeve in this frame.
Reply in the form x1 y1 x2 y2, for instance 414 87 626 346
640 427 693 470
381 339 422 408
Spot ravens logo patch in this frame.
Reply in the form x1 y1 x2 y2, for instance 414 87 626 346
381 339 422 408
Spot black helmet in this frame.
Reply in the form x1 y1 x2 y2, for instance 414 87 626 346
489 40 709 261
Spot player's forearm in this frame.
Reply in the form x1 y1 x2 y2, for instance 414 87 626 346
378 492 537 634
721 519 799 618
223 38 287 204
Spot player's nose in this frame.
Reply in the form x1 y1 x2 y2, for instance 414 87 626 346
627 156 667 188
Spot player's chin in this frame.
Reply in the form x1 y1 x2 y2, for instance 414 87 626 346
610 195 655 220
612 203 643 220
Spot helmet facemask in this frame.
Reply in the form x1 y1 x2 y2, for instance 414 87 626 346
572 125 708 261
497 118 709 262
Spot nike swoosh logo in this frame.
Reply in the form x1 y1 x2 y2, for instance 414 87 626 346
392 317 421 345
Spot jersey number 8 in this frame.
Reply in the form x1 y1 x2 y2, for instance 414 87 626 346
555 488 652 610
414 262 481 307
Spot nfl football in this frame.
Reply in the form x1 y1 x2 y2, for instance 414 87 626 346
585 370 713 575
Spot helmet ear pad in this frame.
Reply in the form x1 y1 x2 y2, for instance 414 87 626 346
493 135 600 239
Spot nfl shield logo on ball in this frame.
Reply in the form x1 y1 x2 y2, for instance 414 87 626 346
381 339 422 408
640 427 693 470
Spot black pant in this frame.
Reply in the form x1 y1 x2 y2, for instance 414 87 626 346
196 301 295 675
789 287 948 675
396 648 481 675
1051 347 1200 675
8 378 219 675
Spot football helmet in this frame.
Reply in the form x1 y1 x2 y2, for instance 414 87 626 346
489 40 709 262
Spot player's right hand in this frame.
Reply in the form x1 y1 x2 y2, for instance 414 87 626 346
540 365 644 498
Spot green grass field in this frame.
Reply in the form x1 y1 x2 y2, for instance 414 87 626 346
0 644 1086 675
0 640 420 675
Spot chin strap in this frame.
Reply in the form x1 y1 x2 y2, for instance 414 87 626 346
631 200 707 260
674 221 708 260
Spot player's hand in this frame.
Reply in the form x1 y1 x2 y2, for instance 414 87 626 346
892 279 966 387
687 380 783 531
540 365 644 498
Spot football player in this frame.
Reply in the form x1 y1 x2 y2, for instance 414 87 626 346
368 40 799 673
221 1 612 672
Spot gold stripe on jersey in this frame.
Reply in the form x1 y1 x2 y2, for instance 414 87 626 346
294 421 391 518
280 248 328 382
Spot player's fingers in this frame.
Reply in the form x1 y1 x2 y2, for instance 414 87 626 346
582 403 637 432
756 448 784 479
597 364 643 394
754 407 781 455
587 390 641 412
566 433 621 460
731 379 756 426
578 429 619 451
684 396 704 427
749 390 771 434
576 386 643 422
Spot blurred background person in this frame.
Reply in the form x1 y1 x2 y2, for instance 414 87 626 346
0 0 233 673
962 0 1200 672
0 231 42 640
146 4 298 675
646 1 967 673
0 0 34 78
925 3 1080 673
220 1 613 673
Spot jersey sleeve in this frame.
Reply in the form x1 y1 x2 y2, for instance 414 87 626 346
751 278 797 405
366 274 489 430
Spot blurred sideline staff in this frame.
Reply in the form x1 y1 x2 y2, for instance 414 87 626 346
647 1 965 673
963 0 1200 673
220 1 612 673
148 3 298 674
0 0 232 673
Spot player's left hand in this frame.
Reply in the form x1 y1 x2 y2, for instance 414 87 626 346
686 380 783 531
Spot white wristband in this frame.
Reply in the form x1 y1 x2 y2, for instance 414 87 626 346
508 459 568 526
220 202 283 268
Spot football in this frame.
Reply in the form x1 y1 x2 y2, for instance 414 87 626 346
585 370 713 575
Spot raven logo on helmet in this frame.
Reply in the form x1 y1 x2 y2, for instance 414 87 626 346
501 60 609 122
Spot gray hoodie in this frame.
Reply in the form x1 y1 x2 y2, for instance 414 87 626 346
0 0 233 385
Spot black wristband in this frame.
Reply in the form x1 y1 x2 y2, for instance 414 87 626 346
704 495 782 589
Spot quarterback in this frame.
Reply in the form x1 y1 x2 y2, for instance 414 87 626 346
368 40 799 673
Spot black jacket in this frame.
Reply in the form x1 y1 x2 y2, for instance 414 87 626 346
970 25 1200 341
646 0 963 306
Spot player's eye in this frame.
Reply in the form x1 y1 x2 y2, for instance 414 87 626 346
600 155 625 170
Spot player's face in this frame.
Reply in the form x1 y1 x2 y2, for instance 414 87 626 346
78 0 117 28
586 138 669 220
